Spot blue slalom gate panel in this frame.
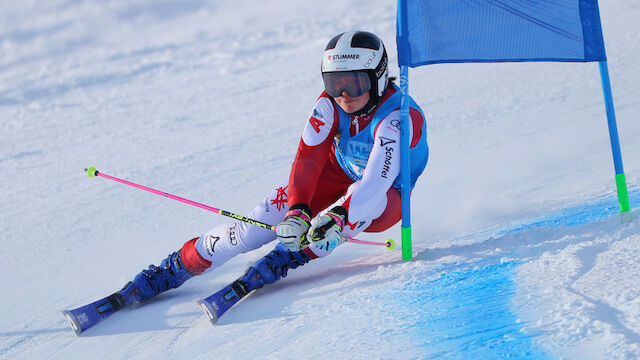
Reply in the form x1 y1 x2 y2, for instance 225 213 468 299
397 0 606 66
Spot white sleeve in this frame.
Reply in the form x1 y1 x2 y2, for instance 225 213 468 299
301 97 336 147
341 110 402 234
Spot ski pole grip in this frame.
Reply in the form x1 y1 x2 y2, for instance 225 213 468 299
86 167 99 178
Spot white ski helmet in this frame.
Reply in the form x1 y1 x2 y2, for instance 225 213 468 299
321 31 389 101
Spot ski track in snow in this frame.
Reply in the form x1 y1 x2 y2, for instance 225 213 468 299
1 1 640 359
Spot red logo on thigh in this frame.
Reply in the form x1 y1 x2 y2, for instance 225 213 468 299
270 186 288 211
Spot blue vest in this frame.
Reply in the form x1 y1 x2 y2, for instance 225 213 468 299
333 87 429 190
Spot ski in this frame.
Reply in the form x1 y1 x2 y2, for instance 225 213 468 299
64 268 258 334
62 292 126 336
196 279 253 325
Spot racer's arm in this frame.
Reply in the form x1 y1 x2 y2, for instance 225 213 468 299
343 112 402 229
288 94 339 207
337 107 423 237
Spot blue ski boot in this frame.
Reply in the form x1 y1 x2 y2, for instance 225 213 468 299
197 243 313 324
62 246 201 335
117 250 196 307
241 243 312 291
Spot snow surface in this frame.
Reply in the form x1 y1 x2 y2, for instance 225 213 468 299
1 0 639 359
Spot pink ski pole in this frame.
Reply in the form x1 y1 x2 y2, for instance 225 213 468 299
85 167 395 250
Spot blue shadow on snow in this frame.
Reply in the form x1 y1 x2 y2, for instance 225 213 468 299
403 262 550 359
400 188 639 358
503 187 640 233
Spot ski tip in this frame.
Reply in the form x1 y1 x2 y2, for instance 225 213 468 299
196 299 218 326
86 166 98 178
385 238 396 251
61 310 83 336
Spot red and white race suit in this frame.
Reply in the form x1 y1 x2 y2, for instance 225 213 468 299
180 86 426 274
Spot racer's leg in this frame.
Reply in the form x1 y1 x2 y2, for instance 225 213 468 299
119 183 290 304
240 187 400 287
183 183 290 274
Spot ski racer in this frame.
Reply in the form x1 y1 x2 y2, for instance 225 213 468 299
112 31 429 308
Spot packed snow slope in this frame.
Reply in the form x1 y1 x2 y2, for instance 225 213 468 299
1 1 639 359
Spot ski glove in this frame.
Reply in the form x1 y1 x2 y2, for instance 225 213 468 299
308 206 348 252
276 203 312 251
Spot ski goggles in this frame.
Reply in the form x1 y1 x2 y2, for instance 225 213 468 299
322 71 372 98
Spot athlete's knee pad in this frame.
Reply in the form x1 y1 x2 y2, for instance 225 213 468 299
180 237 212 274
